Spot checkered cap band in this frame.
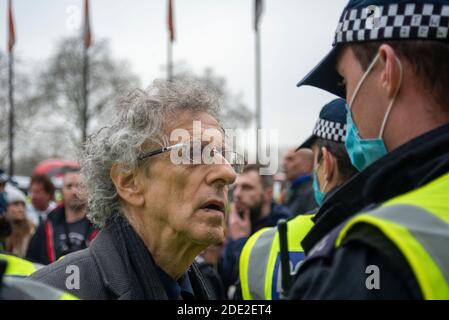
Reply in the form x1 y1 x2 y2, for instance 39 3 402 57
333 3 449 45
313 119 347 143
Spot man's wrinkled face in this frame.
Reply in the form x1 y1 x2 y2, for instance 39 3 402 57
337 46 387 139
138 112 236 246
62 172 86 211
232 170 264 214
30 182 52 211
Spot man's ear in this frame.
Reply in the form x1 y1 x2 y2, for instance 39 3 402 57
379 44 403 99
110 164 145 208
322 147 336 183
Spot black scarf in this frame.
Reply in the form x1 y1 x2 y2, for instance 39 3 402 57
109 214 168 299
302 122 449 253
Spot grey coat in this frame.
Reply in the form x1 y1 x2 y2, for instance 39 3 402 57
29 224 212 300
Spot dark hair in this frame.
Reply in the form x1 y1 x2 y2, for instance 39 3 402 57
30 174 55 196
242 164 274 189
314 138 357 183
349 40 449 113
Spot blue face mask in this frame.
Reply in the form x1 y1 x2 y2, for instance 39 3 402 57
312 166 327 206
345 104 388 172
345 53 403 172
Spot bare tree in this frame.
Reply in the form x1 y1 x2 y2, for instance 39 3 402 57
0 52 40 170
36 36 140 149
173 65 253 129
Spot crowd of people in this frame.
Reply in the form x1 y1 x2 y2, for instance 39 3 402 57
1 0 449 300
1 169 97 264
0 128 318 299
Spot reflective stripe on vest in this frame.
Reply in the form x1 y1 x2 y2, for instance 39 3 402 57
3 277 80 300
0 253 40 277
240 214 314 300
335 171 449 300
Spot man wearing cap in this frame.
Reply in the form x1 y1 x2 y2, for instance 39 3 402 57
239 99 357 300
289 0 449 299
300 99 358 207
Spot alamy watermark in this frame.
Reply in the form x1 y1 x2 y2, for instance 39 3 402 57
65 5 82 32
365 265 380 290
154 121 280 175
366 5 381 30
65 265 80 290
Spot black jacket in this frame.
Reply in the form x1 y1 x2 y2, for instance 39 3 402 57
289 123 449 299
29 221 213 300
26 206 97 265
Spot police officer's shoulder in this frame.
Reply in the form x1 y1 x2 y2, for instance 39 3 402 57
290 232 422 299
290 206 423 299
334 204 412 263
300 205 392 264
303 221 345 262
333 210 424 299
246 226 273 243
286 207 319 223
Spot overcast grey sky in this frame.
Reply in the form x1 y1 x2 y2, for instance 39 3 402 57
1 0 348 149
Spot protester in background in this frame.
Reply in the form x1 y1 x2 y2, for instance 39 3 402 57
30 80 237 300
4 186 35 258
221 164 291 297
26 168 97 265
282 148 317 216
27 174 56 226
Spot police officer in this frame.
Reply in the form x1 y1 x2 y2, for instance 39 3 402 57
239 99 357 300
290 0 449 299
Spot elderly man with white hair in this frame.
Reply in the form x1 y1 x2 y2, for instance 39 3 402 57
30 80 240 300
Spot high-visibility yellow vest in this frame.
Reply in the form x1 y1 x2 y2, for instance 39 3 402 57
0 253 42 277
2 277 80 300
0 253 79 300
335 171 449 300
240 214 314 300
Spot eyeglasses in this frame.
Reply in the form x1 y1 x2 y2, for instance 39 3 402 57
138 141 246 173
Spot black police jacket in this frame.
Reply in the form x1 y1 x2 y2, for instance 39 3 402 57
289 123 449 299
